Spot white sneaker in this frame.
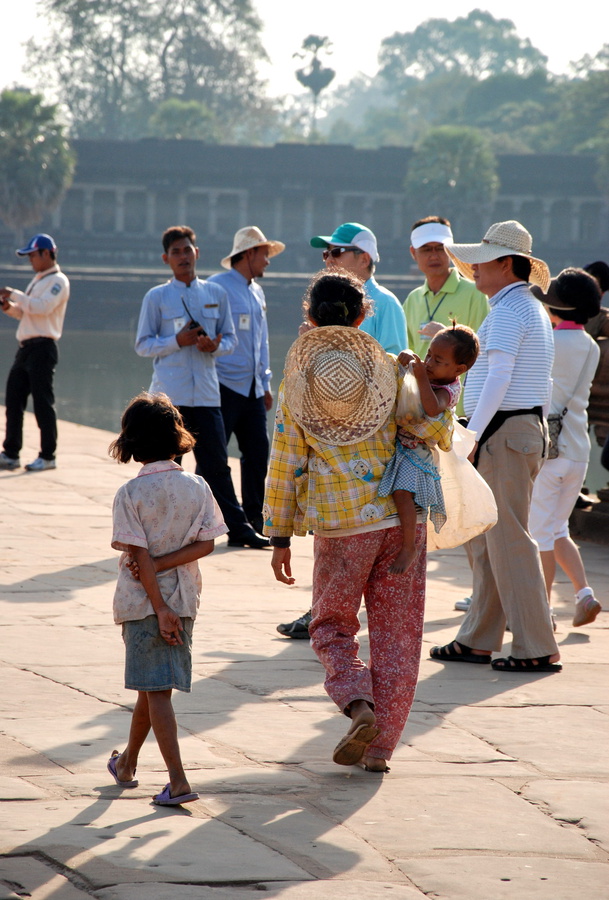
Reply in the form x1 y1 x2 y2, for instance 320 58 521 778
573 595 602 627
454 596 472 612
24 457 56 472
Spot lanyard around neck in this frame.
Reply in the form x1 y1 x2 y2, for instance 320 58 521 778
424 291 447 322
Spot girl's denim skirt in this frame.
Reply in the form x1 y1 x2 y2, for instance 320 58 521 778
122 615 194 692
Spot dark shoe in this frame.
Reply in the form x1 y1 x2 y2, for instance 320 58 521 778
277 610 312 638
491 655 562 673
227 528 270 549
430 640 491 664
575 492 593 509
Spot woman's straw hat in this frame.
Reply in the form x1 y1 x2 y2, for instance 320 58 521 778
221 226 285 269
284 326 396 445
446 220 551 292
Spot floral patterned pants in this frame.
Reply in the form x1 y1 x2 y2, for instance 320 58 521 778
310 524 426 761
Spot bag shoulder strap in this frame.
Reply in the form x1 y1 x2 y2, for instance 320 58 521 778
559 340 597 417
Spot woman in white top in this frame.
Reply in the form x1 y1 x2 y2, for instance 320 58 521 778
530 269 602 627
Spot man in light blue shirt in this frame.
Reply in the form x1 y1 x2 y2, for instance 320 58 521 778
310 222 407 355
135 225 270 549
209 226 285 534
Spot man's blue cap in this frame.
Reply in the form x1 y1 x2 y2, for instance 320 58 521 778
310 222 379 261
16 233 57 256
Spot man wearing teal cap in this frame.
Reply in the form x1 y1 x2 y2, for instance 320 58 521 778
310 222 407 355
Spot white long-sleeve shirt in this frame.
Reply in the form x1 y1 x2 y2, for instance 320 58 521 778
4 265 70 342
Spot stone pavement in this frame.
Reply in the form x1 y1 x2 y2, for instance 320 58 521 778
0 411 608 900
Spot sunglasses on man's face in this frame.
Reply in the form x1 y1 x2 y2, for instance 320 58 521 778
322 246 362 260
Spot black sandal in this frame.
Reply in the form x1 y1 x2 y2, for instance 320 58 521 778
491 655 562 673
430 640 491 664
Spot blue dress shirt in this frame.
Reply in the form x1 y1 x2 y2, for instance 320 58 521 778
135 277 237 407
361 276 408 354
208 268 272 398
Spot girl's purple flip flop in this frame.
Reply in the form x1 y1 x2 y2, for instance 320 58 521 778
152 783 199 806
107 751 138 788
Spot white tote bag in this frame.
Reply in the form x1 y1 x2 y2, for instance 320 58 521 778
427 421 498 551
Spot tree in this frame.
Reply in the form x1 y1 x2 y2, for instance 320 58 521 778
148 99 221 141
324 70 474 149
294 35 335 138
26 0 275 141
0 89 75 240
380 9 547 88
404 126 499 231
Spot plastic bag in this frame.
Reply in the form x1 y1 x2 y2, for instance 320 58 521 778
396 364 424 425
427 421 498 551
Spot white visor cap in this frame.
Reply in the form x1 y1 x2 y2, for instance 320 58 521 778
410 222 454 249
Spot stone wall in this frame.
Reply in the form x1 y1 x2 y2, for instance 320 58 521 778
0 141 606 274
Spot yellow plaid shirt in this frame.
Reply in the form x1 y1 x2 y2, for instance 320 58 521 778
263 366 401 538
396 409 455 452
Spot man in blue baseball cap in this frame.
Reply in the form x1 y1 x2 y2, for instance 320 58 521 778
310 222 407 355
0 233 70 471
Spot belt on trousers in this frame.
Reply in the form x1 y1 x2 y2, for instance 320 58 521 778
19 336 55 348
471 406 544 468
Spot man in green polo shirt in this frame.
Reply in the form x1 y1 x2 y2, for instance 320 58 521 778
404 216 489 369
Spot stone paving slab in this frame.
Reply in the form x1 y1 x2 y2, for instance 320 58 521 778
523 780 609 853
400 858 609 900
0 856 92 900
445 706 609 778
315 775 596 858
1 410 608 899
415 657 609 706
96 883 425 900
0 799 311 885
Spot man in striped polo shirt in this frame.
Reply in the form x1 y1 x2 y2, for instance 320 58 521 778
429 221 561 673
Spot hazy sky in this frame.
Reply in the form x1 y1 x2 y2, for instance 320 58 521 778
2 0 608 96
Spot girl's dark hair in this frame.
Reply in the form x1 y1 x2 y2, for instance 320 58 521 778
548 267 601 325
109 392 196 464
433 321 480 370
303 269 371 327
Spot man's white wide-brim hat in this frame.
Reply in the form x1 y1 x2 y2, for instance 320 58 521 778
221 226 285 269
283 325 397 446
446 220 551 292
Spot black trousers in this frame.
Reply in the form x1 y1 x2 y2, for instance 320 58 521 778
4 338 58 460
177 405 251 540
220 382 270 533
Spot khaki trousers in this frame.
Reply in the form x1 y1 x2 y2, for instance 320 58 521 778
456 414 559 659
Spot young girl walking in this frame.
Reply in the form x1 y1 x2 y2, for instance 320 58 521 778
106 392 227 805
379 324 479 574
